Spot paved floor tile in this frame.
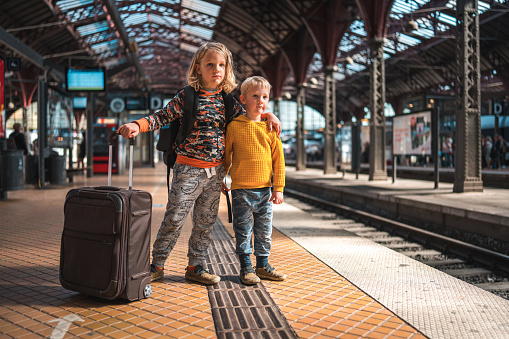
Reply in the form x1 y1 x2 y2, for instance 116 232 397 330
0 164 428 338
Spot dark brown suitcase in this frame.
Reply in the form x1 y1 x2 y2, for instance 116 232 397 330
59 134 152 301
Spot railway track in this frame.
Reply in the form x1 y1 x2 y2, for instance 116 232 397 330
285 188 509 300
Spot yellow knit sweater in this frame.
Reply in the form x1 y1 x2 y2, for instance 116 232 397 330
224 115 285 192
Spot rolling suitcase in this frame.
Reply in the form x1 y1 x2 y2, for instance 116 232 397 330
59 132 153 301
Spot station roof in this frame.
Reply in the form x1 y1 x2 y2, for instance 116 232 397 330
1 0 508 120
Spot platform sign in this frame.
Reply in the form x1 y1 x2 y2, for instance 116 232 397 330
393 111 432 156
492 100 509 115
0 59 5 138
7 58 21 71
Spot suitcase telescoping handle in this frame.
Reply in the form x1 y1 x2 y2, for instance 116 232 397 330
108 130 135 189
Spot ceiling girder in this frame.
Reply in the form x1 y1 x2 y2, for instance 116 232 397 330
0 26 65 81
102 0 147 86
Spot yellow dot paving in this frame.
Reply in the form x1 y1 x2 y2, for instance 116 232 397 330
0 163 426 338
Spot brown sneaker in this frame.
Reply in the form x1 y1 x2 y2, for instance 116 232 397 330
255 264 286 281
151 264 164 282
240 266 260 285
185 265 220 285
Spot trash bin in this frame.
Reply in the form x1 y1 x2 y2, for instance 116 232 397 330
49 155 66 185
25 155 38 185
0 150 25 191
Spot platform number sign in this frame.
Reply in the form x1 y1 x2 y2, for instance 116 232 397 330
7 58 21 71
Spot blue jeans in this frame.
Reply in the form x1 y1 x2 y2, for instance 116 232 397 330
231 188 273 259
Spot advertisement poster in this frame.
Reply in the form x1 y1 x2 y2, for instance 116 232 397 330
392 111 431 156
0 59 4 138
48 88 73 148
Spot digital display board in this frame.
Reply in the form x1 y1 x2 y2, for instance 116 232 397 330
73 97 87 109
125 97 145 110
66 68 106 91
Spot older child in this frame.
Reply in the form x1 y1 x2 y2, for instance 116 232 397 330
222 76 286 285
118 43 280 285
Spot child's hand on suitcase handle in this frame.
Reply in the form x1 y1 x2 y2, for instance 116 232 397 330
118 122 140 139
109 129 136 147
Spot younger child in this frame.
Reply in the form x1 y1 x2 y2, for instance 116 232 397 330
222 76 286 285
118 43 281 285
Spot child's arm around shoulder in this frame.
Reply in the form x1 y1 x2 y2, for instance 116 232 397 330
262 112 281 136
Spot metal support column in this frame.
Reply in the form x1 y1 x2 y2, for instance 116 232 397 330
323 66 337 174
274 97 281 119
296 85 306 171
454 0 483 192
86 92 94 177
22 107 28 152
368 37 387 181
37 76 47 189
433 107 440 189
352 122 361 179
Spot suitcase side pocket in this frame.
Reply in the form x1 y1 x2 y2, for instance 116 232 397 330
60 230 117 294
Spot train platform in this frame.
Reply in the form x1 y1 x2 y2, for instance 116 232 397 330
1 163 508 339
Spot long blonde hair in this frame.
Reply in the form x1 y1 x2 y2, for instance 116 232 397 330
187 42 237 93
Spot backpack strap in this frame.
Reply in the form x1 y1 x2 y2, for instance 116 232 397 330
222 90 235 223
177 86 199 146
222 90 235 128
165 86 199 191
225 189 232 223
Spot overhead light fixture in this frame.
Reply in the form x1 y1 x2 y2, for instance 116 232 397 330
405 20 418 32
405 1 418 33
338 56 354 65
284 92 292 100
309 77 318 85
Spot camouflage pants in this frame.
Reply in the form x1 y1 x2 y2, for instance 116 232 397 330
152 162 226 268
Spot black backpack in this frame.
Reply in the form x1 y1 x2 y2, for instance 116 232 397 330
156 85 236 180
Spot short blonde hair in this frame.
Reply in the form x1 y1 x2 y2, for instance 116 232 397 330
240 76 272 96
187 42 237 93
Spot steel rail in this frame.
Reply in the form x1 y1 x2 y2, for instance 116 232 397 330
285 188 509 273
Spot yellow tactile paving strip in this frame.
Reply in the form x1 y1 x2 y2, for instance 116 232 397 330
0 163 426 338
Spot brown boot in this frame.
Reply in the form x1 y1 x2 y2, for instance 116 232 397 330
150 264 164 282
240 266 260 285
185 265 220 285
255 264 286 281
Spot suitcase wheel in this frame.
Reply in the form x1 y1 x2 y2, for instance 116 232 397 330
144 284 152 298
